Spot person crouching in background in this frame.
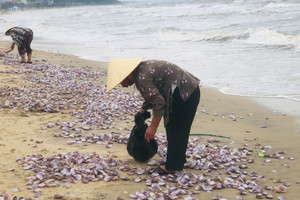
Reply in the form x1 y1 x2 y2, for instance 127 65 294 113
3 26 33 63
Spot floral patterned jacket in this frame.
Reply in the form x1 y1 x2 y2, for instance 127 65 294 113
132 60 200 126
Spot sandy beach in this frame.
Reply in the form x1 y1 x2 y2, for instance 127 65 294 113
0 40 300 200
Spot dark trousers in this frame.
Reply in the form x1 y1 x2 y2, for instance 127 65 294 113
165 86 200 171
18 31 33 55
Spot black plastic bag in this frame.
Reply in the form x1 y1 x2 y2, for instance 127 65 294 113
127 111 158 162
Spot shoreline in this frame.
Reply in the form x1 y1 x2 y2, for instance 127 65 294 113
1 39 300 124
253 97 300 125
1 42 300 199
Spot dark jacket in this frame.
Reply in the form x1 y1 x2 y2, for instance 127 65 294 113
133 60 200 126
9 27 33 47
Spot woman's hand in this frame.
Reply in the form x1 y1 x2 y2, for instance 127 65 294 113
145 125 157 142
3 43 14 53
145 114 162 142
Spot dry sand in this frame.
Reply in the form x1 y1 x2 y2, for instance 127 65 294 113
0 41 299 199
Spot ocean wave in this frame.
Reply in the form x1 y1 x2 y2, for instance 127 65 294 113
265 2 300 8
157 27 249 42
246 28 300 51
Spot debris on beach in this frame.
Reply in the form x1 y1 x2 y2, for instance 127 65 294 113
229 115 237 121
53 193 63 199
259 124 267 128
0 54 143 128
0 54 294 199
0 192 32 200
14 132 292 199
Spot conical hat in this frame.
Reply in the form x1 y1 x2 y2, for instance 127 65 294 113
106 57 143 93
5 26 14 35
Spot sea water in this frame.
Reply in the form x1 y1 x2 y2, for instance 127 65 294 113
0 0 300 105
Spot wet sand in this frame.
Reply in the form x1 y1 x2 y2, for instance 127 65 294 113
0 41 299 199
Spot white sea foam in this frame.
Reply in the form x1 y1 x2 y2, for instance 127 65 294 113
265 2 300 8
158 28 249 42
246 28 300 51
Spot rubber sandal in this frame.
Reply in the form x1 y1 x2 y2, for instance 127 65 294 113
159 161 166 166
149 166 169 175
27 61 33 64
